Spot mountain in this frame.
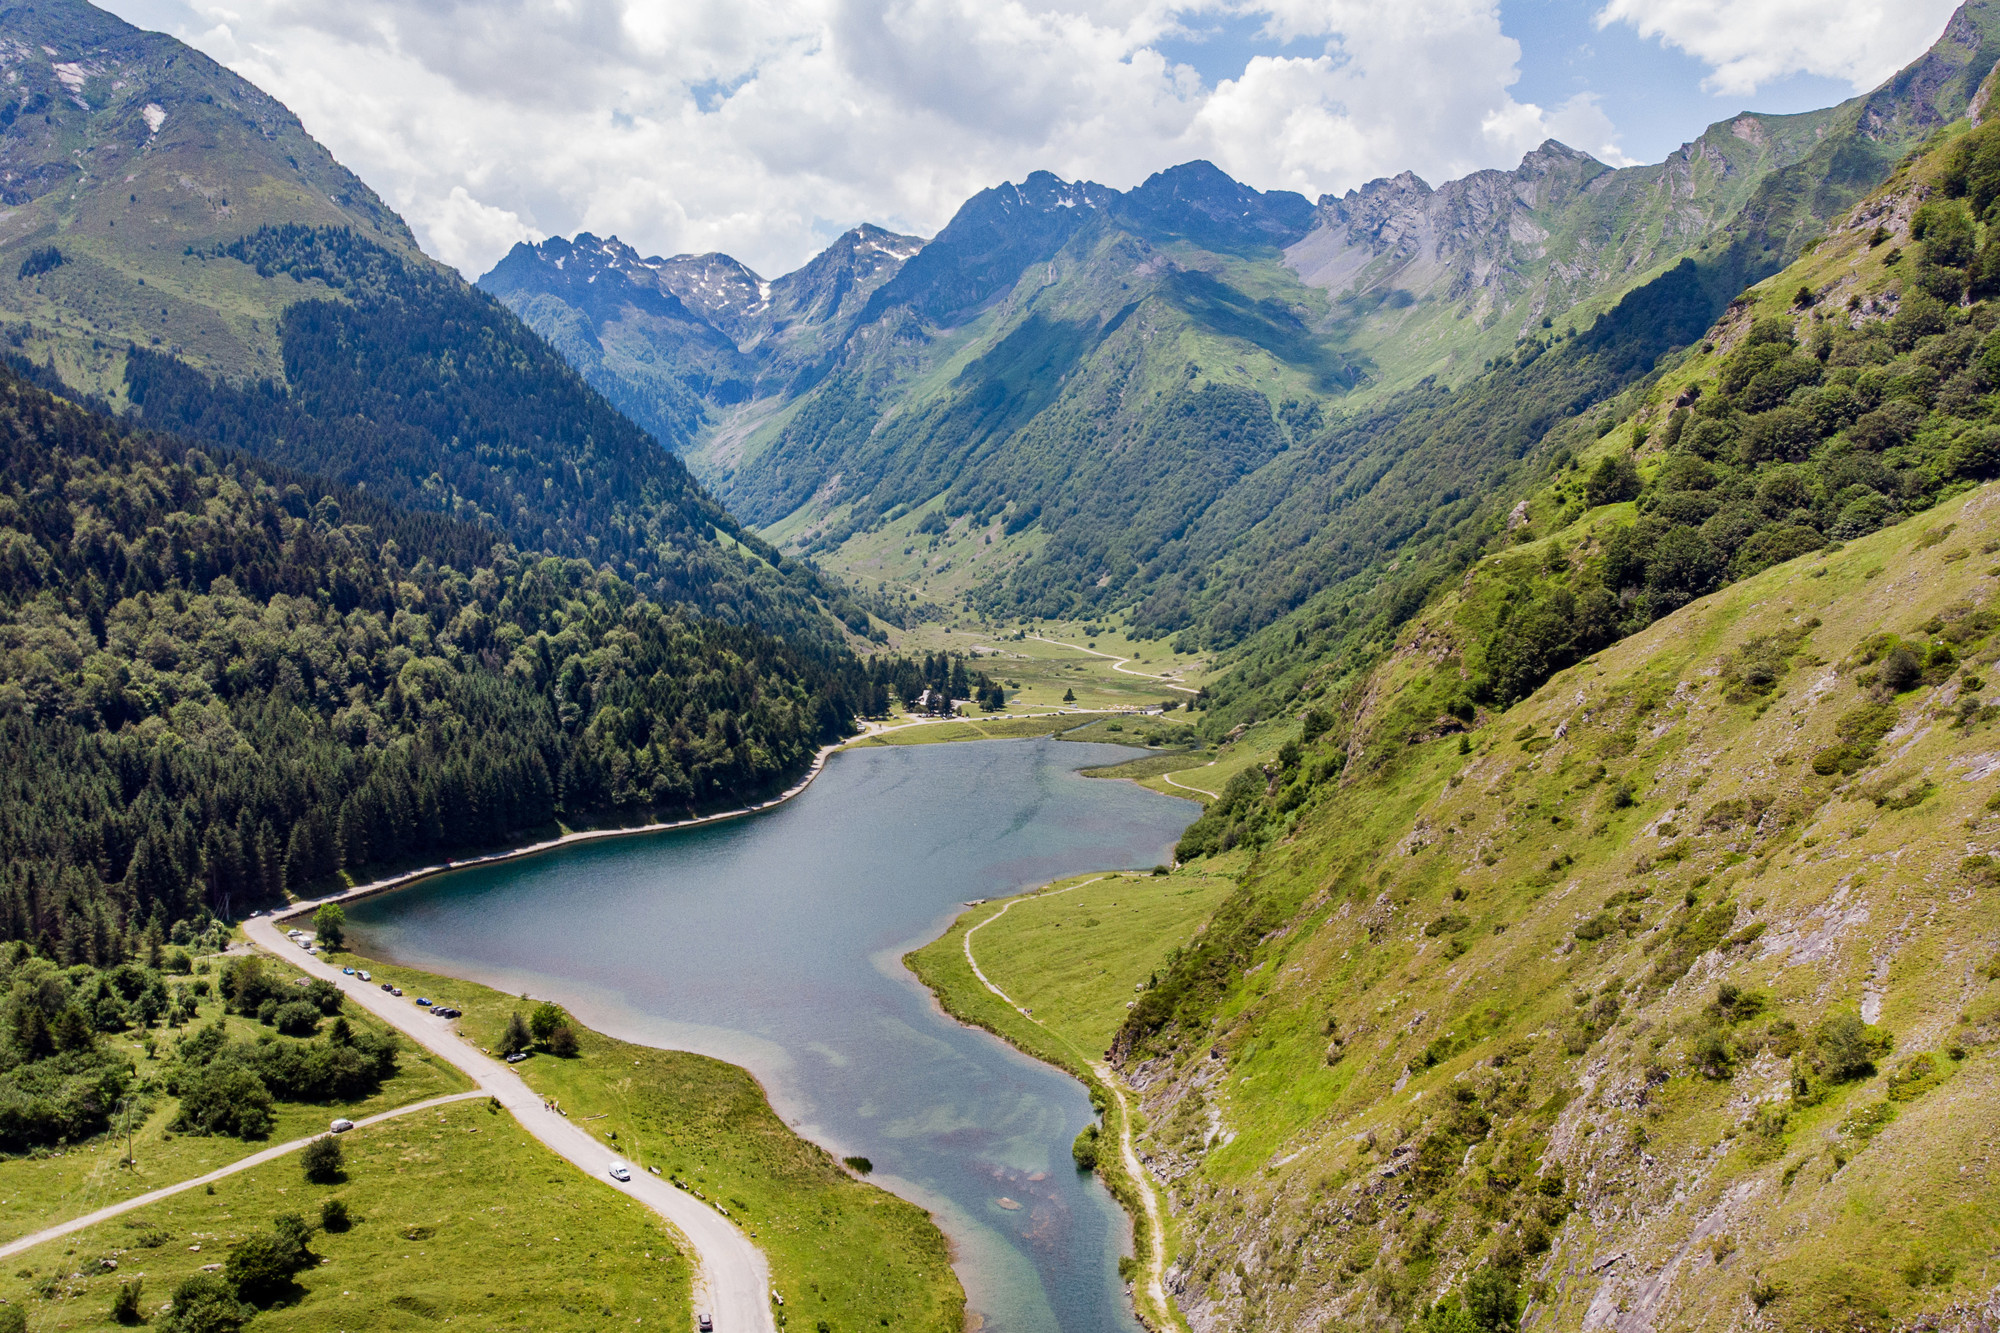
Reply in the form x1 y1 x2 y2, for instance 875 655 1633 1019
0 359 864 951
485 1 2000 656
1111 114 2000 1330
479 223 926 452
0 0 419 396
0 0 873 645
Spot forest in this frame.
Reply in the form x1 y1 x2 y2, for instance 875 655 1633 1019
0 363 871 961
123 224 885 649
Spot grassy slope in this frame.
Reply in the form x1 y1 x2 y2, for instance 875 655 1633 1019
0 0 425 402
0 1097 692 1333
327 950 964 1333
0 950 467 1246
905 868 1240 1331
1123 484 2000 1332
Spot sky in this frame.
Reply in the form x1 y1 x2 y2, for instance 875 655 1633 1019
99 0 1963 280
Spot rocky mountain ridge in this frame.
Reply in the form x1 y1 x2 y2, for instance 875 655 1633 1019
482 3 2000 659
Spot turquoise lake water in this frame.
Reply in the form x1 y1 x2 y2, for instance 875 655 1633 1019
344 737 1195 1333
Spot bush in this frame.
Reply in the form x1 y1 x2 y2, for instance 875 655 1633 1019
224 1220 311 1304
157 1273 253 1333
171 1060 274 1139
112 1275 145 1324
1071 1123 1100 1171
304 979 345 1016
320 1196 351 1231
545 1022 580 1058
271 1001 322 1037
301 1133 344 1183
1584 453 1642 506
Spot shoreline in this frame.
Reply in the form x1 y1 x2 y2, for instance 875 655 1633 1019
271 733 847 924
273 706 1140 924
904 881 1183 1333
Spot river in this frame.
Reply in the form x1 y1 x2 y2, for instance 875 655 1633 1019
343 736 1195 1333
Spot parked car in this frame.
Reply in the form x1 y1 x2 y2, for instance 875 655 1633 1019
381 982 395 992
505 1051 529 1064
329 1118 355 1134
608 1161 632 1182
342 967 355 976
358 971 371 982
391 988 404 997
432 1007 461 1018
698 1314 713 1332
415 997 433 1006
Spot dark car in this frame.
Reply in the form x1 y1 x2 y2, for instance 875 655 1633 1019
698 1316 713 1333
380 982 395 992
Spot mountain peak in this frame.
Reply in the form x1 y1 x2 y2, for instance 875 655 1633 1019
1117 159 1315 249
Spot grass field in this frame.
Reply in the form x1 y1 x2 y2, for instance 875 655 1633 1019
875 622 1211 715
0 952 468 1248
905 866 1238 1332
325 950 964 1333
0 1096 692 1333
845 714 1085 746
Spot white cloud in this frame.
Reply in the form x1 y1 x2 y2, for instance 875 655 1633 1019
102 0 1649 278
1594 0 1961 97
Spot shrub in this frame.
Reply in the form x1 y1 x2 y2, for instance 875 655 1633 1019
271 1001 322 1038
157 1273 253 1333
171 1060 274 1139
545 1022 580 1057
304 979 345 1016
1072 1123 1100 1171
301 1133 344 1183
320 1196 351 1231
1584 453 1642 507
111 1275 145 1324
224 1220 311 1304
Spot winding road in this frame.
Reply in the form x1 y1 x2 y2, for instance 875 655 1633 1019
1026 635 1201 695
0 1091 486 1262
243 919 775 1333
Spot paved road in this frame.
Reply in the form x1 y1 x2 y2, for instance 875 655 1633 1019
244 920 774 1333
0 1091 485 1261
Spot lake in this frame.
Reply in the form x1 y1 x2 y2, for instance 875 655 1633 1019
344 736 1195 1333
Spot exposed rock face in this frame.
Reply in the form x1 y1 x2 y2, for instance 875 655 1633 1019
478 220 923 442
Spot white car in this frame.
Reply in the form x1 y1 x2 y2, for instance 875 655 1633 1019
607 1161 632 1182
329 1118 355 1134
358 971 371 982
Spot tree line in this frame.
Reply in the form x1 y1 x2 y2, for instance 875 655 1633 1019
0 365 873 960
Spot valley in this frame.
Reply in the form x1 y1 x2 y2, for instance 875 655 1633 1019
0 0 1996 1330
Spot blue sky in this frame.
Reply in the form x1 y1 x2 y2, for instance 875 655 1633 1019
102 0 1964 275
1156 1 1893 172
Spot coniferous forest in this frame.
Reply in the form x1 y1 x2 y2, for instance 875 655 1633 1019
0 364 876 962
